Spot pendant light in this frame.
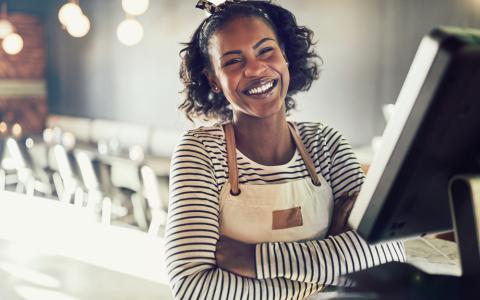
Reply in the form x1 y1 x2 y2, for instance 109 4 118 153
58 0 90 38
121 0 149 16
0 2 23 55
117 17 143 46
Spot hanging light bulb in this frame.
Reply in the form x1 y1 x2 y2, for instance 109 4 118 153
0 19 13 38
2 33 23 55
117 18 143 46
58 2 82 26
121 0 149 16
66 14 90 37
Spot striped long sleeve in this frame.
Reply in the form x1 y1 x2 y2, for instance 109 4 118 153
255 231 406 283
165 132 325 300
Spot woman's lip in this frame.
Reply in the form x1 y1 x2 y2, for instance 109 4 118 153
242 78 277 94
242 79 278 97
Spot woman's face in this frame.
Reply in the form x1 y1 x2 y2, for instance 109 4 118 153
207 17 290 119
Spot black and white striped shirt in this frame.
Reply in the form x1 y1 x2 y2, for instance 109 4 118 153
165 122 406 300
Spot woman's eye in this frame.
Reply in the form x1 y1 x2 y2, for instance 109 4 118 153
223 59 242 67
258 47 273 56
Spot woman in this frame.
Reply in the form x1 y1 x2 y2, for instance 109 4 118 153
165 1 406 299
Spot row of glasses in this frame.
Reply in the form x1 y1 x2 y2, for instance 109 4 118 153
0 125 168 235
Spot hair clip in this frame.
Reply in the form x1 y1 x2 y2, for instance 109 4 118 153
196 0 220 15
196 0 242 15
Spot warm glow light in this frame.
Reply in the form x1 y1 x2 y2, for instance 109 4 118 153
2 33 23 55
0 122 7 134
12 123 22 137
117 18 143 46
121 0 149 16
66 14 90 38
0 19 13 38
58 2 82 26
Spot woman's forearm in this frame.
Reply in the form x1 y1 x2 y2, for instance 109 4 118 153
255 230 406 284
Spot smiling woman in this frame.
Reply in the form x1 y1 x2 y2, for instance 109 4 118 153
165 1 405 299
206 17 289 119
179 0 319 122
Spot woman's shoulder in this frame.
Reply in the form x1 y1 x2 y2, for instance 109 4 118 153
175 124 225 152
293 121 341 139
184 123 225 140
293 121 350 158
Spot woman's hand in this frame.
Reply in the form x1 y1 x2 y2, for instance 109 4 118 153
328 192 358 236
216 235 256 278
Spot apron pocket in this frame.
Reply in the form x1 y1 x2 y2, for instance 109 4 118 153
272 206 303 230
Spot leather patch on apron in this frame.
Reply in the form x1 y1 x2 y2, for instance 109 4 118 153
272 206 303 230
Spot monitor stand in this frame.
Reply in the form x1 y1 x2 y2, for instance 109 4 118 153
333 175 480 300
449 175 480 277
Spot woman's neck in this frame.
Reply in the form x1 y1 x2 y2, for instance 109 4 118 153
232 110 295 166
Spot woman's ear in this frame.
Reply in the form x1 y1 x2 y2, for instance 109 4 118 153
203 69 221 93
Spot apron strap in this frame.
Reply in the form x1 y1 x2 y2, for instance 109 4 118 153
287 122 321 186
223 122 321 196
223 123 241 195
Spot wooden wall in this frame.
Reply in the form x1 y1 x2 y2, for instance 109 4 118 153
0 13 47 135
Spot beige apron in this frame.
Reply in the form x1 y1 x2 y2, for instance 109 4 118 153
219 122 333 244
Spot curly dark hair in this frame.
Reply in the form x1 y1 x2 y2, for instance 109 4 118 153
179 0 321 121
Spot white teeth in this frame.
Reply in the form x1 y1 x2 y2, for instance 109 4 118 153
247 80 274 95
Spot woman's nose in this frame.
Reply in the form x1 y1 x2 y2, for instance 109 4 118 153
243 59 267 77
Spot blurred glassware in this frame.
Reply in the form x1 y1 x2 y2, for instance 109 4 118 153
117 18 143 46
371 104 397 155
52 127 63 144
43 128 53 144
140 165 167 236
108 138 120 155
61 132 76 150
382 103 396 123
25 138 34 149
52 144 82 203
121 0 149 16
97 140 108 155
128 145 144 162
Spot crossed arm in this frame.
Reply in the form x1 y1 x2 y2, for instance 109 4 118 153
165 133 406 300
215 192 404 281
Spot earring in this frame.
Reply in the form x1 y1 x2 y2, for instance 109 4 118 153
212 86 220 92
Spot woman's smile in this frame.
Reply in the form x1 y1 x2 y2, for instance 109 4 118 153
242 78 279 98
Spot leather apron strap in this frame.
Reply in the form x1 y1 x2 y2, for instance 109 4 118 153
223 122 321 196
224 123 241 195
287 122 321 186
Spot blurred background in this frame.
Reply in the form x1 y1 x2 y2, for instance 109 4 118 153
0 0 478 299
